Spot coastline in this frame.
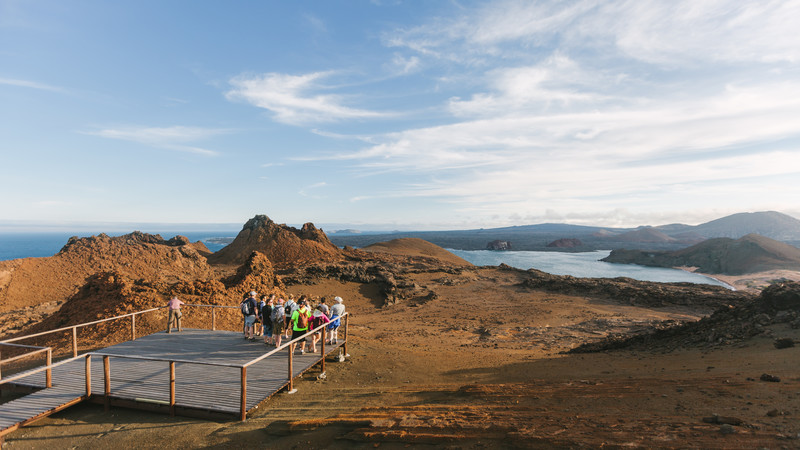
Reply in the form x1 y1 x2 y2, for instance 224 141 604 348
678 266 800 293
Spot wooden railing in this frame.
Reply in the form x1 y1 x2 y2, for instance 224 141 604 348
0 307 164 358
0 305 350 421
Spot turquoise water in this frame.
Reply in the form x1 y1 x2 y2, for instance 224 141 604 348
447 249 732 288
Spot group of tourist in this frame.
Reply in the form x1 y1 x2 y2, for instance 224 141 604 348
165 292 346 355
239 291 345 354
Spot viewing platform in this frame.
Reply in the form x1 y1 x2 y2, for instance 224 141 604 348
0 306 350 445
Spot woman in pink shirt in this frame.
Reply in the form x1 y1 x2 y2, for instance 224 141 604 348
166 296 185 333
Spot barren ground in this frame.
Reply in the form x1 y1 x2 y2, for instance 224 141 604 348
2 268 799 449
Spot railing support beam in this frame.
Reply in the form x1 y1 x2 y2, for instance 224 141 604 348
103 355 110 412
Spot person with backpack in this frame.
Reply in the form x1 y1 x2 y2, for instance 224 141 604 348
283 294 297 339
240 291 258 341
290 298 312 354
308 304 331 353
261 294 274 344
271 297 286 348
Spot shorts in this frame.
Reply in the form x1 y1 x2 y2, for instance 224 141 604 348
262 322 273 337
244 315 257 326
272 319 284 335
291 329 307 342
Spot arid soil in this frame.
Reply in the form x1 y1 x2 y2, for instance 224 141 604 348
2 222 799 449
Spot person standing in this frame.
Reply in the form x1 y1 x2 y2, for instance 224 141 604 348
283 294 297 339
166 296 184 333
328 296 345 344
318 297 330 317
309 305 331 353
261 294 275 344
290 299 311 354
271 297 286 348
241 291 258 341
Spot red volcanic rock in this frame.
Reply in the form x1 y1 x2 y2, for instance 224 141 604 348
207 215 342 268
0 232 215 313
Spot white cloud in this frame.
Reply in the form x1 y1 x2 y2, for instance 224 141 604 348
386 0 800 66
86 126 227 156
226 72 385 125
0 77 65 92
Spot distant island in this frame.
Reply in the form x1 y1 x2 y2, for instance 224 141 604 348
328 211 800 252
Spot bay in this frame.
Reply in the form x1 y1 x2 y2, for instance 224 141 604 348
447 249 732 289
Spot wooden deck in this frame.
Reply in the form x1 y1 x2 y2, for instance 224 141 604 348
1 328 346 433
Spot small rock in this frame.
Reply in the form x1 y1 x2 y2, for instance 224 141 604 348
719 424 736 434
774 338 795 349
760 373 781 382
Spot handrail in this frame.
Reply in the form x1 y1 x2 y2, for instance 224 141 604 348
0 306 165 344
0 353 83 386
243 312 350 368
90 352 243 368
0 346 50 367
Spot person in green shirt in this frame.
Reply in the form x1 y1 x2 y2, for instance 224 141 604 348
290 298 312 354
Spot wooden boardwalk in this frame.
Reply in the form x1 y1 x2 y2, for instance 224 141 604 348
1 328 346 437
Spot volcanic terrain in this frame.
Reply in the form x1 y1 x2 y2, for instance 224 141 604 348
1 215 799 449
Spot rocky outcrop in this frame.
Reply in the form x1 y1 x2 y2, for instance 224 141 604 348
487 240 511 250
207 215 342 267
515 265 751 309
0 232 216 313
568 281 800 353
546 238 583 248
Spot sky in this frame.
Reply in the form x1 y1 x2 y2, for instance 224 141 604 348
2 0 799 233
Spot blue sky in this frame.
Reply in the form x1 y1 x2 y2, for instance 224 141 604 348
2 0 799 232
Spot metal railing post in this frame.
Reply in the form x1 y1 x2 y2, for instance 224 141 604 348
131 314 136 341
212 307 216 331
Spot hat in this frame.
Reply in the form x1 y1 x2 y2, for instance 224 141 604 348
334 296 343 303
249 291 257 296
312 310 324 317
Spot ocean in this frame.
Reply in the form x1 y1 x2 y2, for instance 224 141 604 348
0 232 237 261
0 233 730 289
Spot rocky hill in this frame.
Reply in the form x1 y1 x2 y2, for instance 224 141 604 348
207 215 343 268
690 211 800 240
602 234 800 275
359 238 472 267
0 232 216 313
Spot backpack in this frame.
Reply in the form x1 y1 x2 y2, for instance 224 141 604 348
271 305 285 322
240 298 253 316
261 303 272 319
296 309 309 329
284 300 295 316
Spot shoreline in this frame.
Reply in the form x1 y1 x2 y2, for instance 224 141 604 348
678 266 800 293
